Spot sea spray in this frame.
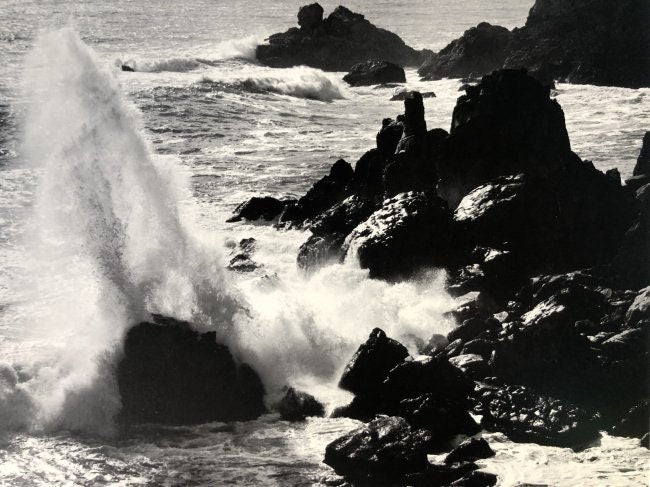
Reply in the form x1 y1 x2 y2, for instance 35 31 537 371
11 27 241 434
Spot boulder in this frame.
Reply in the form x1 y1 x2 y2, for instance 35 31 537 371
227 196 295 223
256 5 424 71
276 387 325 421
343 191 461 279
399 395 481 443
376 119 404 156
633 132 650 177
278 159 354 228
475 383 600 448
297 3 324 31
323 416 433 483
338 328 409 396
626 287 650 326
444 437 495 464
343 60 406 86
419 0 650 89
227 237 261 273
116 317 266 425
419 23 513 80
450 471 498 487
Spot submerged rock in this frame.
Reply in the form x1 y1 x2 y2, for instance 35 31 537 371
117 317 266 425
343 60 406 86
256 4 424 71
276 387 325 421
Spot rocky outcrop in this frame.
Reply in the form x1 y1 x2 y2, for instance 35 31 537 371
227 196 295 223
338 328 409 396
438 69 571 207
419 0 650 89
276 387 325 421
625 132 650 191
444 437 495 465
343 60 406 86
256 4 424 71
474 383 601 448
116 317 266 425
419 23 512 81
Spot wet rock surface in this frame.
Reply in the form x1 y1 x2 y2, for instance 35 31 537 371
276 387 325 421
117 316 266 425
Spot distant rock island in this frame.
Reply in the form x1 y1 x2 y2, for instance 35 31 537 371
258 1 649 89
255 3 427 71
419 0 650 88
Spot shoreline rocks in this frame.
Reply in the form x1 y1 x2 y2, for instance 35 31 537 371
343 60 406 86
256 4 425 71
418 0 650 89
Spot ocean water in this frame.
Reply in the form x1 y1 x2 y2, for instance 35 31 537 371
0 1 648 485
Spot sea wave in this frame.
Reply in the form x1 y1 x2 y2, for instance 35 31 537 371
202 67 348 101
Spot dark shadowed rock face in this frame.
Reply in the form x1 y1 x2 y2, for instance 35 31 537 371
256 4 424 71
634 132 650 176
419 23 513 81
339 328 409 396
438 69 571 207
276 387 325 421
343 60 406 86
297 3 324 31
116 317 266 425
278 158 354 228
475 383 600 449
419 0 650 89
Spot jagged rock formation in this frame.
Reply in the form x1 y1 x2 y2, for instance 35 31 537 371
419 0 650 89
256 4 425 71
343 60 406 86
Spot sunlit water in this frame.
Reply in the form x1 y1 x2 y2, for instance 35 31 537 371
0 1 648 485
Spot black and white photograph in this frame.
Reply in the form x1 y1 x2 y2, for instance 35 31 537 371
0 0 648 485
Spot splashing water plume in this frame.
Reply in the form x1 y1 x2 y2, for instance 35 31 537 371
11 27 241 435
3 27 458 436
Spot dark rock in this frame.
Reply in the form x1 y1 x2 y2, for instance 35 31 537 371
438 70 571 207
121 64 135 72
445 437 495 464
448 318 487 343
339 328 409 396
420 0 650 89
323 416 432 483
453 171 633 275
278 159 354 228
227 196 294 223
626 287 650 326
297 3 324 31
343 60 406 86
475 383 600 448
382 357 474 405
611 400 649 438
227 238 262 273
419 23 513 81
376 120 404 156
390 89 436 101
641 433 649 449
404 463 480 487
450 470 498 487
399 394 481 443
633 132 650 176
342 192 461 279
257 5 424 71
297 233 345 272
310 195 378 237
116 317 266 425
276 387 325 421
330 394 386 422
